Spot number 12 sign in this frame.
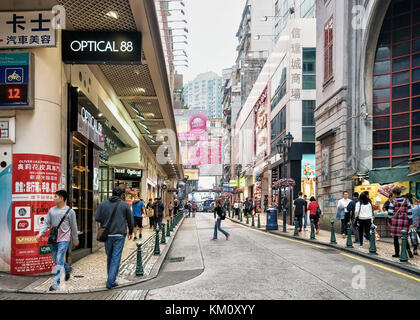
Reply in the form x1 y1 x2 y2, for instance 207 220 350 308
0 53 33 109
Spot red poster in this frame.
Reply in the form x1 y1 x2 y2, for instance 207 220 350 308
11 154 61 275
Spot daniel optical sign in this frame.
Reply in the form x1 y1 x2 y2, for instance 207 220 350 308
62 31 142 65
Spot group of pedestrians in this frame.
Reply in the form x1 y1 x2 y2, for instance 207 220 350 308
335 187 419 257
36 186 171 291
292 192 322 233
183 200 198 217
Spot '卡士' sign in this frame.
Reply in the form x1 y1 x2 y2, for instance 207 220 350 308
62 31 142 65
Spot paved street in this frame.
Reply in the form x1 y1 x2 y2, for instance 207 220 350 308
1 212 419 300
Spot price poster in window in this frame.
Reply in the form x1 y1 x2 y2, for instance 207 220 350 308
11 154 61 275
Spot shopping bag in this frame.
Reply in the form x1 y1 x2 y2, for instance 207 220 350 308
374 229 380 241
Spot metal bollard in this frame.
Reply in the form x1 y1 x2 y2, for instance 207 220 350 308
346 222 353 248
154 229 160 255
310 219 316 240
135 242 144 276
240 209 243 222
330 221 337 244
251 214 255 227
258 214 261 228
400 230 408 263
293 217 299 236
161 223 166 244
369 224 377 255
166 220 171 237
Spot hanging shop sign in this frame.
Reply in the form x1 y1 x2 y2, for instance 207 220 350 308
62 31 142 65
0 53 34 109
115 168 142 181
0 11 56 49
11 154 61 275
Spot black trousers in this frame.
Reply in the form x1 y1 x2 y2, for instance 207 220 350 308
394 236 411 256
341 219 347 235
295 215 303 230
310 215 320 230
357 219 371 246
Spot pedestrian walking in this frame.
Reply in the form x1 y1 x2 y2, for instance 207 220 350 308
307 197 322 234
173 200 179 216
234 201 239 217
132 195 145 240
337 191 351 238
388 187 414 259
211 200 230 240
168 202 174 216
95 186 134 289
243 198 251 217
263 195 268 212
146 199 154 229
354 191 374 249
292 192 306 232
36 190 79 291
303 195 309 231
153 197 165 230
192 201 197 217
252 197 258 215
346 192 360 244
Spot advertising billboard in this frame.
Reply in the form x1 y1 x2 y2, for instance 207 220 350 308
11 154 61 274
184 169 199 181
174 109 207 141
301 154 316 198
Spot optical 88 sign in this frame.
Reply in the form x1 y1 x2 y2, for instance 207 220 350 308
62 31 142 65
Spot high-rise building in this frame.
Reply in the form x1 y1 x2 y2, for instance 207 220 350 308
183 72 223 119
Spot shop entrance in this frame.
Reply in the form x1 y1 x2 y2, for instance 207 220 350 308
70 136 93 256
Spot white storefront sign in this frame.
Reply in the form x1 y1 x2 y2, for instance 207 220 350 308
0 11 56 48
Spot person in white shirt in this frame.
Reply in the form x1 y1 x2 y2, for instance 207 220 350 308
337 191 351 237
233 201 239 217
354 191 374 248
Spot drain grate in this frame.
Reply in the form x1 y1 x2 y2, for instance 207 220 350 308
74 275 84 278
169 257 185 263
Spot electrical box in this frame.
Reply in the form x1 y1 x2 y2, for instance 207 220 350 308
0 117 15 143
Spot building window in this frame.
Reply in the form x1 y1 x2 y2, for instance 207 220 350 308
300 0 315 18
303 48 316 89
302 100 315 142
271 57 287 110
372 0 420 168
271 106 286 140
324 16 334 81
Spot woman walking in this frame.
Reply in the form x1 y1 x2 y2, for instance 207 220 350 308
307 197 321 234
388 187 414 258
354 191 374 249
212 200 230 241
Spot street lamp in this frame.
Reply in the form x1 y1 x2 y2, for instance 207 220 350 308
276 132 294 232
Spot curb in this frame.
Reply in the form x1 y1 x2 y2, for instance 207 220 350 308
0 216 185 295
227 217 420 277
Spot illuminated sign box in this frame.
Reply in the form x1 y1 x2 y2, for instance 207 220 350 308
62 31 142 65
0 53 33 109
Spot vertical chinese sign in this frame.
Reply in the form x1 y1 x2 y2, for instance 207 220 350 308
11 154 61 275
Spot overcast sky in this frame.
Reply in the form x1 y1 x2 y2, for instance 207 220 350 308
171 0 246 83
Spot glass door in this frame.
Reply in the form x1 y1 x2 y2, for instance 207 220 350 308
72 137 89 250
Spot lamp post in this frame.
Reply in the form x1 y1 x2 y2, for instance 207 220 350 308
276 132 294 232
236 164 242 217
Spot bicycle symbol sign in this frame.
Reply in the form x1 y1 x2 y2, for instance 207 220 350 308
5 68 23 83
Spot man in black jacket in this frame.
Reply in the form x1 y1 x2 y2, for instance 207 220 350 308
95 186 134 289
346 192 360 244
153 197 165 230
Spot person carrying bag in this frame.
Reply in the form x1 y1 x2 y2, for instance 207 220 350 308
96 201 120 242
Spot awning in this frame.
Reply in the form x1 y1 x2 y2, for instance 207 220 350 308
369 166 420 184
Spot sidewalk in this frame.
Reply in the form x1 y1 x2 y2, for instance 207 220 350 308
228 210 420 270
0 216 182 294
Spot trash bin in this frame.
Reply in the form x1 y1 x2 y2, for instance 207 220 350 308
266 209 278 231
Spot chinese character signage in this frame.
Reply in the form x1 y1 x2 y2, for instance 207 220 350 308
0 11 56 48
254 87 268 159
289 27 302 101
0 162 12 272
11 154 61 275
0 53 33 109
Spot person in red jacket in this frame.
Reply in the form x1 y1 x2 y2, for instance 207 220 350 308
307 197 322 234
